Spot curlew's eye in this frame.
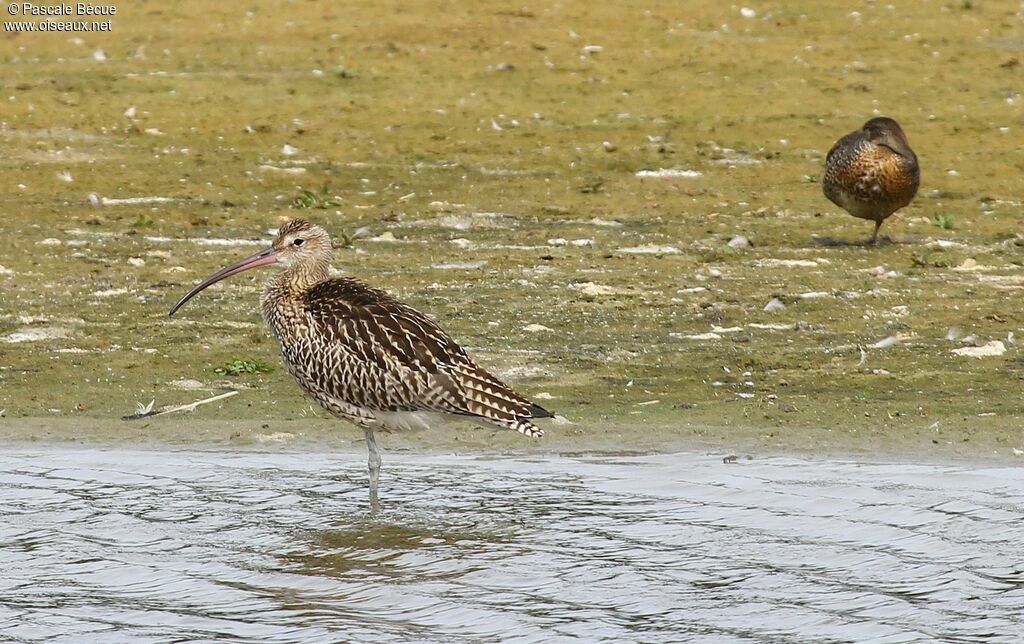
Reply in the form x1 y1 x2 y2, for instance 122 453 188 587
293 238 305 247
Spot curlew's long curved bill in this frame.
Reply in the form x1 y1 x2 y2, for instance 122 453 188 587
168 246 279 316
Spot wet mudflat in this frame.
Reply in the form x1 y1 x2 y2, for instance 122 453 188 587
4 2 1024 455
2 447 1022 642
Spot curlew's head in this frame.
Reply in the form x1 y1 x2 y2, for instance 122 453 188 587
168 219 333 316
270 219 332 269
862 117 913 157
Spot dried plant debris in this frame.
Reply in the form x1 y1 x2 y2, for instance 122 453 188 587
122 391 239 421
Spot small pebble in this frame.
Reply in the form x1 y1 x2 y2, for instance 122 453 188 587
868 335 901 349
727 235 751 250
763 298 785 313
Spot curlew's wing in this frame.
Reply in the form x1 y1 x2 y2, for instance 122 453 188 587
296 278 551 433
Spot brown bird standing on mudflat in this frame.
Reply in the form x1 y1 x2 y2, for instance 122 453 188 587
823 117 920 244
169 219 552 509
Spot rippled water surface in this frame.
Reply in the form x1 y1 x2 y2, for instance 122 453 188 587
2 448 1023 642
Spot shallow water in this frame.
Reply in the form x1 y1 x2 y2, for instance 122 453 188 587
1 448 1022 643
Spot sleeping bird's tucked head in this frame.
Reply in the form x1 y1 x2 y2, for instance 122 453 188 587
862 117 913 157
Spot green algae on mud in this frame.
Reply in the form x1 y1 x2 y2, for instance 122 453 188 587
1 1 1023 460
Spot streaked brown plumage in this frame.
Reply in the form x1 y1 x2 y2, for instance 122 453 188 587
823 117 920 244
169 219 552 508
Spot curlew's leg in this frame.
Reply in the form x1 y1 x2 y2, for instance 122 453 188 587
869 220 883 245
364 428 382 512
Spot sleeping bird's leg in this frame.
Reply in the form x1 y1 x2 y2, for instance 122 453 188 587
870 219 883 245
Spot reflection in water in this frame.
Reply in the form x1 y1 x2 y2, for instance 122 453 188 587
1 448 1022 642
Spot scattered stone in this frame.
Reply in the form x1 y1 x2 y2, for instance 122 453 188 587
711 326 743 333
547 238 568 247
93 288 131 297
678 332 723 340
571 239 594 247
407 212 513 230
727 236 750 250
602 141 616 152
953 258 998 272
127 257 145 267
580 218 623 227
929 239 966 249
764 298 785 313
428 201 464 212
365 231 398 242
431 261 485 270
952 341 1006 358
945 326 963 341
258 165 306 174
38 238 62 246
756 258 818 268
569 282 617 297
1 327 71 343
868 335 902 349
635 168 702 179
523 324 554 333
255 432 296 444
169 378 206 390
100 196 178 206
617 244 682 255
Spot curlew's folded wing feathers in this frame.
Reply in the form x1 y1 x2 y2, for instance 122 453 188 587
301 279 551 424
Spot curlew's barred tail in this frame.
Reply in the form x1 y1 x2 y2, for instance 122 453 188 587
512 418 545 438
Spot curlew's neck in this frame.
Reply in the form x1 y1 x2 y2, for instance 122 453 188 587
260 257 331 337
